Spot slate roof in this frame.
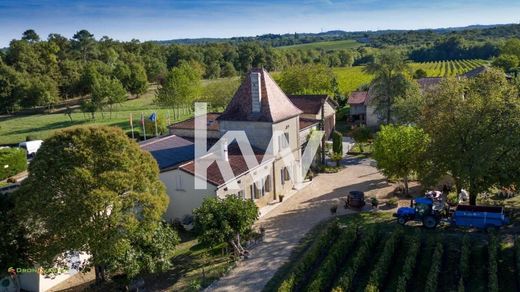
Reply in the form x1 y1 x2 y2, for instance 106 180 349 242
140 135 195 171
218 68 303 123
288 95 330 114
416 77 443 90
460 66 488 78
169 113 221 131
180 142 272 186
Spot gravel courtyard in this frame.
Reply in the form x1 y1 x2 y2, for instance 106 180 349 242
207 158 397 292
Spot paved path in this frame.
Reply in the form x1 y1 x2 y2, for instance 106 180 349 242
207 158 394 292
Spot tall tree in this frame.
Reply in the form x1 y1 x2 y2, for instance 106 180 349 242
364 50 416 124
277 64 335 95
21 29 40 43
91 75 127 118
420 70 520 204
373 125 430 196
156 61 202 110
193 195 258 257
15 126 178 283
72 30 97 62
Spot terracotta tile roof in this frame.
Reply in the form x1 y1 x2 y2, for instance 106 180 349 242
288 95 329 114
299 118 319 130
180 142 271 186
218 68 303 123
169 113 221 131
348 91 369 105
140 135 194 170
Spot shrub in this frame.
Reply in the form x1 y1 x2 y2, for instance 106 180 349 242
332 131 343 155
278 221 340 291
333 227 378 291
0 148 27 180
305 228 358 292
424 242 443 292
516 237 520 286
488 234 498 292
364 228 402 291
387 198 398 207
25 135 37 141
459 235 470 282
396 231 421 292
350 126 371 153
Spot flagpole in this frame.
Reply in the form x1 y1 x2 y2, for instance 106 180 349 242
154 112 159 137
129 113 134 139
141 112 147 141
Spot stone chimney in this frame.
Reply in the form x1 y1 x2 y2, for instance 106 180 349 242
220 138 229 161
250 72 261 113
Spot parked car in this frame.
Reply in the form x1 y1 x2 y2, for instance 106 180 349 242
19 140 43 156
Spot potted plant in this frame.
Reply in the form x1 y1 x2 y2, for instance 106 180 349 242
371 197 379 209
279 195 284 202
330 205 338 215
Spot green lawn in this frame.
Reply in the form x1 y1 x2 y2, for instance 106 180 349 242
277 39 362 51
0 87 190 145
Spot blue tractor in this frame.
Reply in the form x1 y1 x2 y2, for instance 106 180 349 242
393 197 444 229
394 196 511 230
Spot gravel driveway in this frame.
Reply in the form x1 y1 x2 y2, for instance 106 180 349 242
206 158 395 292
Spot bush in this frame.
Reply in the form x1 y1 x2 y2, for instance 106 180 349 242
396 231 421 292
278 221 340 291
0 148 27 180
364 228 402 291
305 228 358 291
25 135 37 141
332 131 343 155
387 198 398 207
424 242 443 292
488 235 498 292
333 227 378 291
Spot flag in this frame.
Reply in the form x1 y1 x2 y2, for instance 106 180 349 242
129 113 135 139
141 112 147 141
149 112 159 137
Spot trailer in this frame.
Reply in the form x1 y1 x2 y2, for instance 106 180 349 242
452 205 509 229
393 197 510 229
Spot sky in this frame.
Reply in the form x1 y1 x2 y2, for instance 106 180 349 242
1 0 520 46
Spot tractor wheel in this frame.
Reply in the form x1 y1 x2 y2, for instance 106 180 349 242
422 216 438 229
397 217 407 225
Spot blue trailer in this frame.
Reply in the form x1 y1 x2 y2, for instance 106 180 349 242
452 205 510 229
394 197 510 229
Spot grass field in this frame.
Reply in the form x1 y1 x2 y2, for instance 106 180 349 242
277 39 362 50
0 61 488 145
0 88 191 145
265 212 519 292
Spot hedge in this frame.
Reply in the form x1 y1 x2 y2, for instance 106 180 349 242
0 148 27 180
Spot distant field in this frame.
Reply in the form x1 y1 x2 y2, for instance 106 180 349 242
409 59 488 77
334 59 488 94
277 39 362 50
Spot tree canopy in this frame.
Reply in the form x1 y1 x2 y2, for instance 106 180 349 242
372 125 430 195
419 70 520 204
193 195 258 257
15 126 178 282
